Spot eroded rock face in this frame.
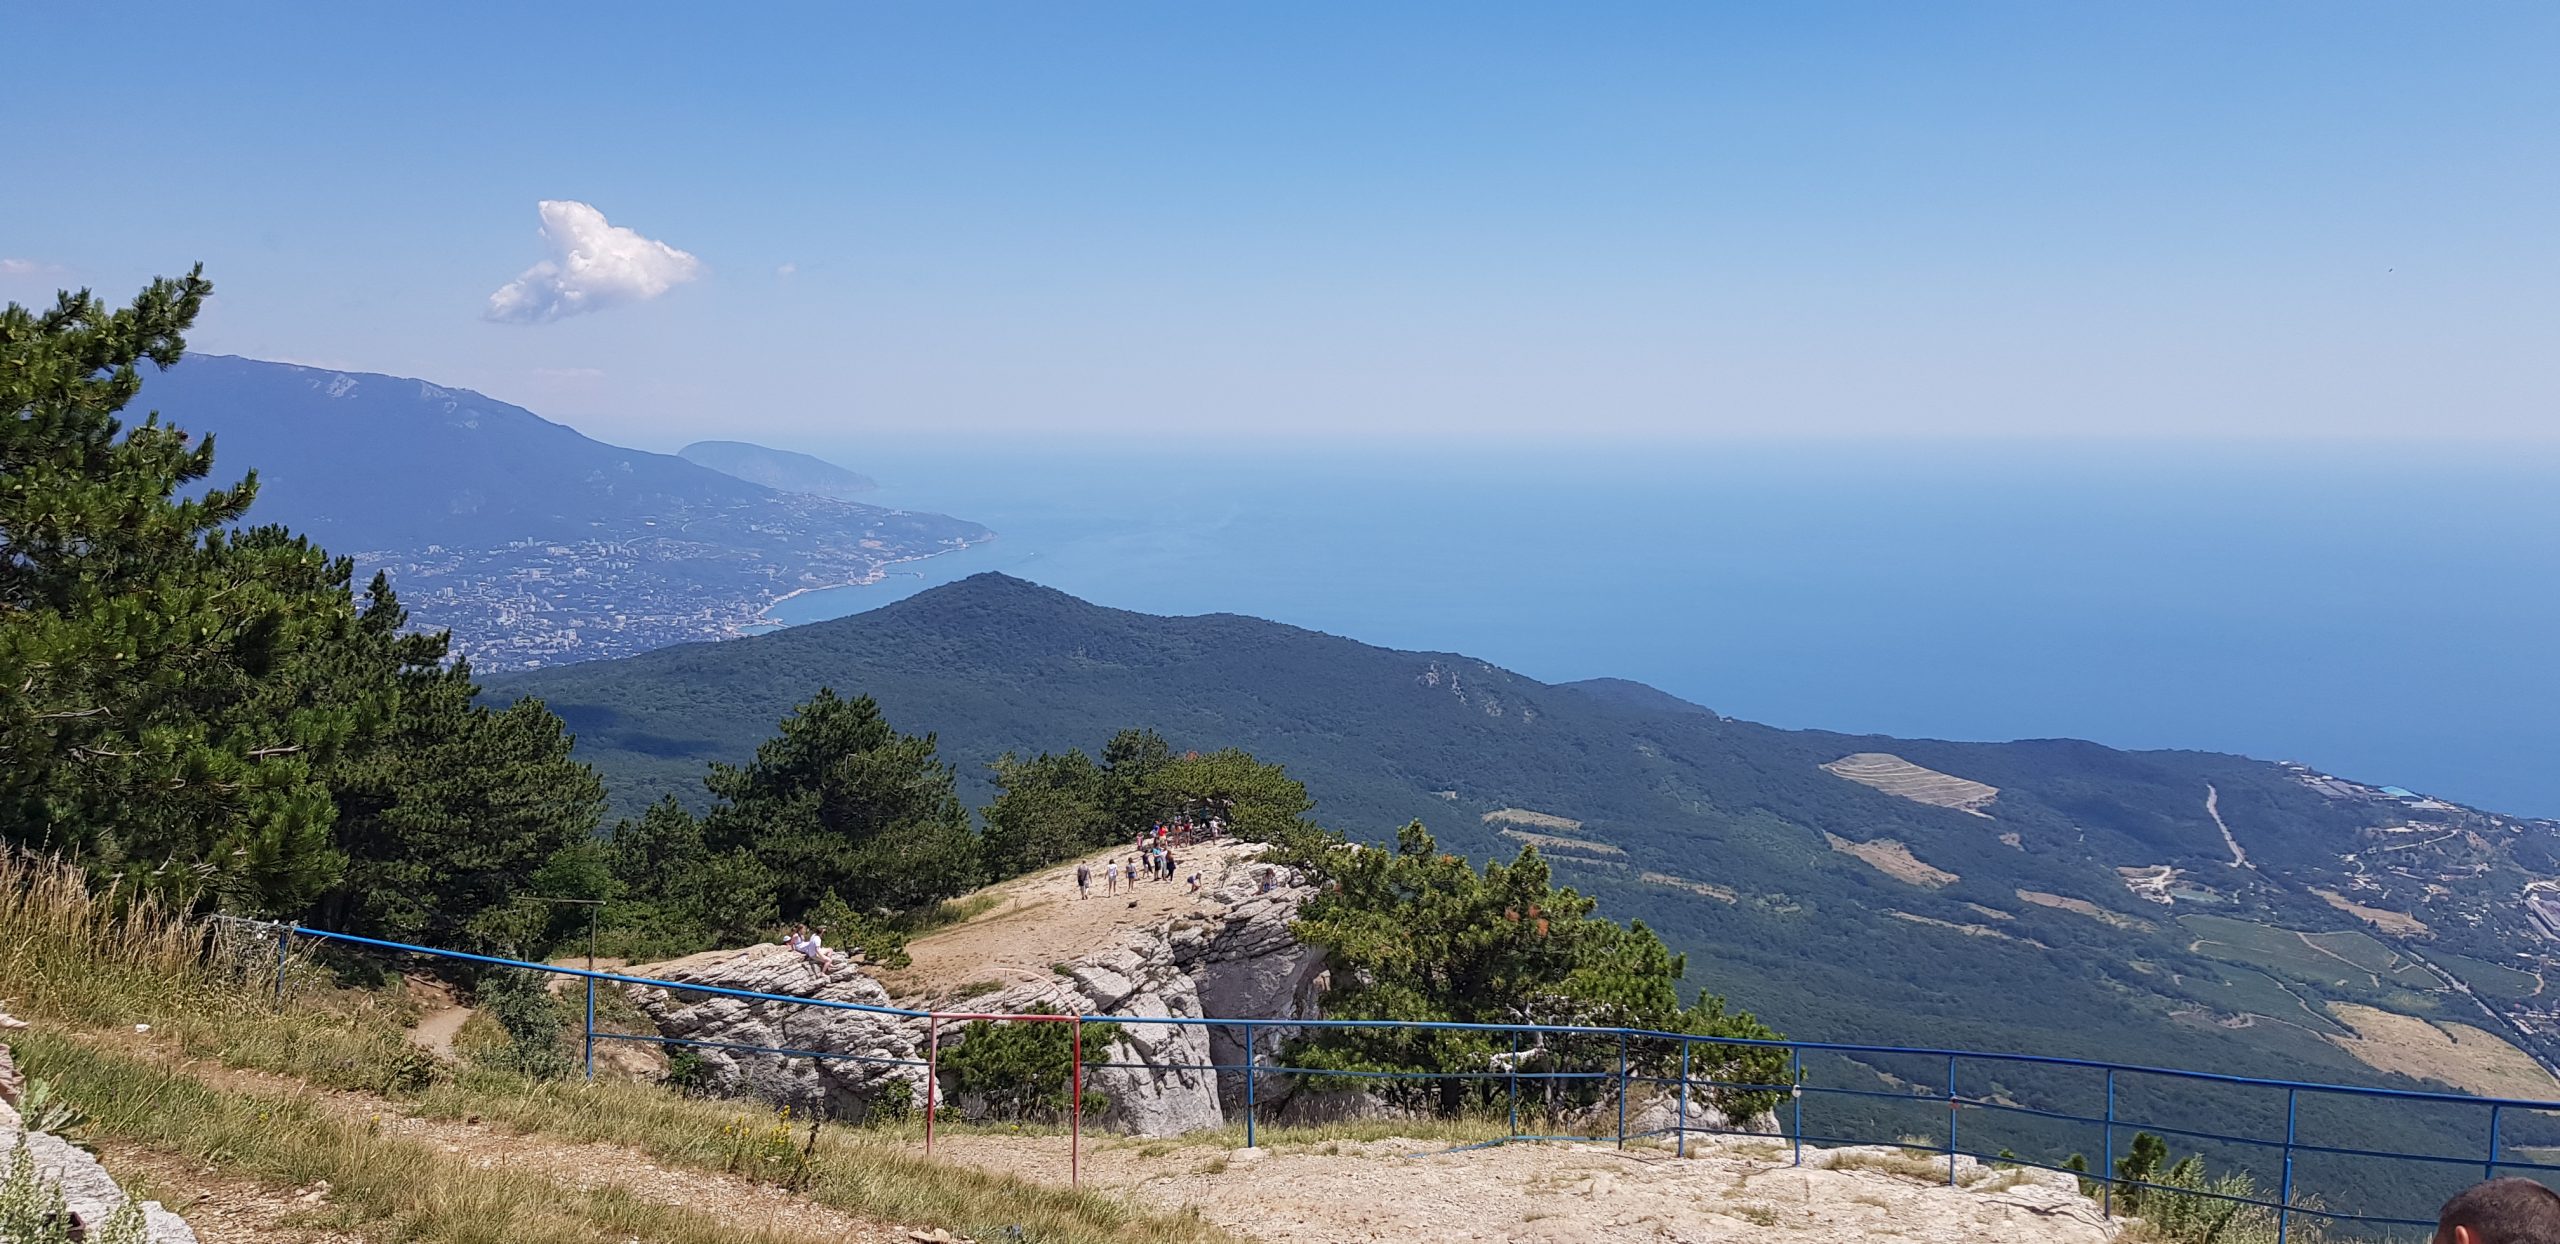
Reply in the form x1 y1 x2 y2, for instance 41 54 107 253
627 874 1325 1137
938 875 1325 1137
623 944 928 1120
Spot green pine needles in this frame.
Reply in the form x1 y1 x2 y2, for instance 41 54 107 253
1286 821 1788 1123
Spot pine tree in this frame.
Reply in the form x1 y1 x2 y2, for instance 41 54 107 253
1289 821 1785 1119
2 272 607 927
982 748 1111 877
701 688 979 915
306 575 604 947
0 271 368 909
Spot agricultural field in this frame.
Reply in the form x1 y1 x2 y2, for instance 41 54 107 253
2176 961 2350 1035
2428 951 2545 1002
2179 914 2440 994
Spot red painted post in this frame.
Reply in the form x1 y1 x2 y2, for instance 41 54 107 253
925 1015 941 1156
1071 1015 1084 1189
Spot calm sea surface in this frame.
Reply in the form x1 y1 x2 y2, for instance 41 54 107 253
766 441 2560 819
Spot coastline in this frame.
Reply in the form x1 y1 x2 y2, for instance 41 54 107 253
737 536 998 634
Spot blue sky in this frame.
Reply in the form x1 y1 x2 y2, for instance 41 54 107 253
4 3 2554 446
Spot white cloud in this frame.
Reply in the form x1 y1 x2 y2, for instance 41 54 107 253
775 262 797 279
484 201 701 324
0 258 63 276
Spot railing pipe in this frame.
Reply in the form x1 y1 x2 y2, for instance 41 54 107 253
1509 1029 1521 1140
1071 1016 1083 1189
583 978 596 1080
274 923 294 1001
924 1015 940 1156
2488 1104 2505 1182
1790 1047 1804 1168
1946 1055 1959 1186
1617 1031 1629 1149
2280 1088 2298 1244
1243 1019 1258 1150
1678 1039 1691 1159
2104 1069 2117 1218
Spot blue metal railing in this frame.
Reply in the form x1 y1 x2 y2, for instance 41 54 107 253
260 921 2559 1238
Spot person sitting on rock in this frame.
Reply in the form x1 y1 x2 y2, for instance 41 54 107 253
2439 1177 2560 1244
795 925 835 972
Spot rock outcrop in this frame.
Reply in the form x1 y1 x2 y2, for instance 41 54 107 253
627 864 1326 1136
940 873 1325 1136
623 944 928 1119
0 1028 200 1244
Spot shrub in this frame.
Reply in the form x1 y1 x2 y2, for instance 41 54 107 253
938 1007 1114 1120
470 967 572 1079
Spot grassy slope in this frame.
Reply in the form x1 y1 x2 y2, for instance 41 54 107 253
0 855 1235 1244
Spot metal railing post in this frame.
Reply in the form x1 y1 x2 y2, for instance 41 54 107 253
583 978 596 1080
2488 1104 2505 1182
2103 1069 2117 1218
1071 1016 1083 1190
924 1016 940 1156
1509 1029 1520 1139
1617 1031 1629 1149
1790 1046 1803 1167
1242 1019 1257 1149
273 923 294 1002
2279 1088 2297 1244
1946 1055 1959 1186
1677 1038 1691 1159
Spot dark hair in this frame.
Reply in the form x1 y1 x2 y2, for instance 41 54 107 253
2440 1178 2560 1243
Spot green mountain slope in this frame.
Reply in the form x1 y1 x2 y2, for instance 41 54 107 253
487 574 2560 1100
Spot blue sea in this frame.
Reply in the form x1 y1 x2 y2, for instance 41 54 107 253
767 440 2560 820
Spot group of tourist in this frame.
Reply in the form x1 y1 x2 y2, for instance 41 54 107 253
1074 822 1206 898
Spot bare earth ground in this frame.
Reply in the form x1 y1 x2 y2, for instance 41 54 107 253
1822 833 1956 888
929 1132 2117 1243
93 1143 366 1244
874 839 1275 1002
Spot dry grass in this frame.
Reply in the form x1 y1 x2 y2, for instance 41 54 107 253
17 1031 829 1244
2322 1003 2560 1099
0 853 1238 1244
1821 1148 1960 1184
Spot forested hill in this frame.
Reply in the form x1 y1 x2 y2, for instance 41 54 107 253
489 572 2560 1101
138 355 988 666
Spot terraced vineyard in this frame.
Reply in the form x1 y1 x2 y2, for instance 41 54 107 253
1820 753 2000 814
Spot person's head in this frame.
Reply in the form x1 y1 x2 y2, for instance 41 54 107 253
2439 1177 2560 1244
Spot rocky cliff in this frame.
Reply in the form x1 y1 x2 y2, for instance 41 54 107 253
626 858 1326 1136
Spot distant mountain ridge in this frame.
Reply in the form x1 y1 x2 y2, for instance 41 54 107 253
136 355 990 667
678 440 877 499
487 573 2560 1121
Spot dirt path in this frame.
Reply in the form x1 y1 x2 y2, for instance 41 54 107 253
876 839 1272 1002
929 1132 2115 1243
2205 784 2250 869
93 1143 367 1244
99 1033 915 1244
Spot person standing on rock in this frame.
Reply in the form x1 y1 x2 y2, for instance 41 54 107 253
1076 862 1091 898
1106 860 1119 894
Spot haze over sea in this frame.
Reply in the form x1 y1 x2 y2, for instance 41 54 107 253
763 440 2560 820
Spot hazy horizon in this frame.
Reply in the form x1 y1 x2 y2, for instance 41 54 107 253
8 3 2555 446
